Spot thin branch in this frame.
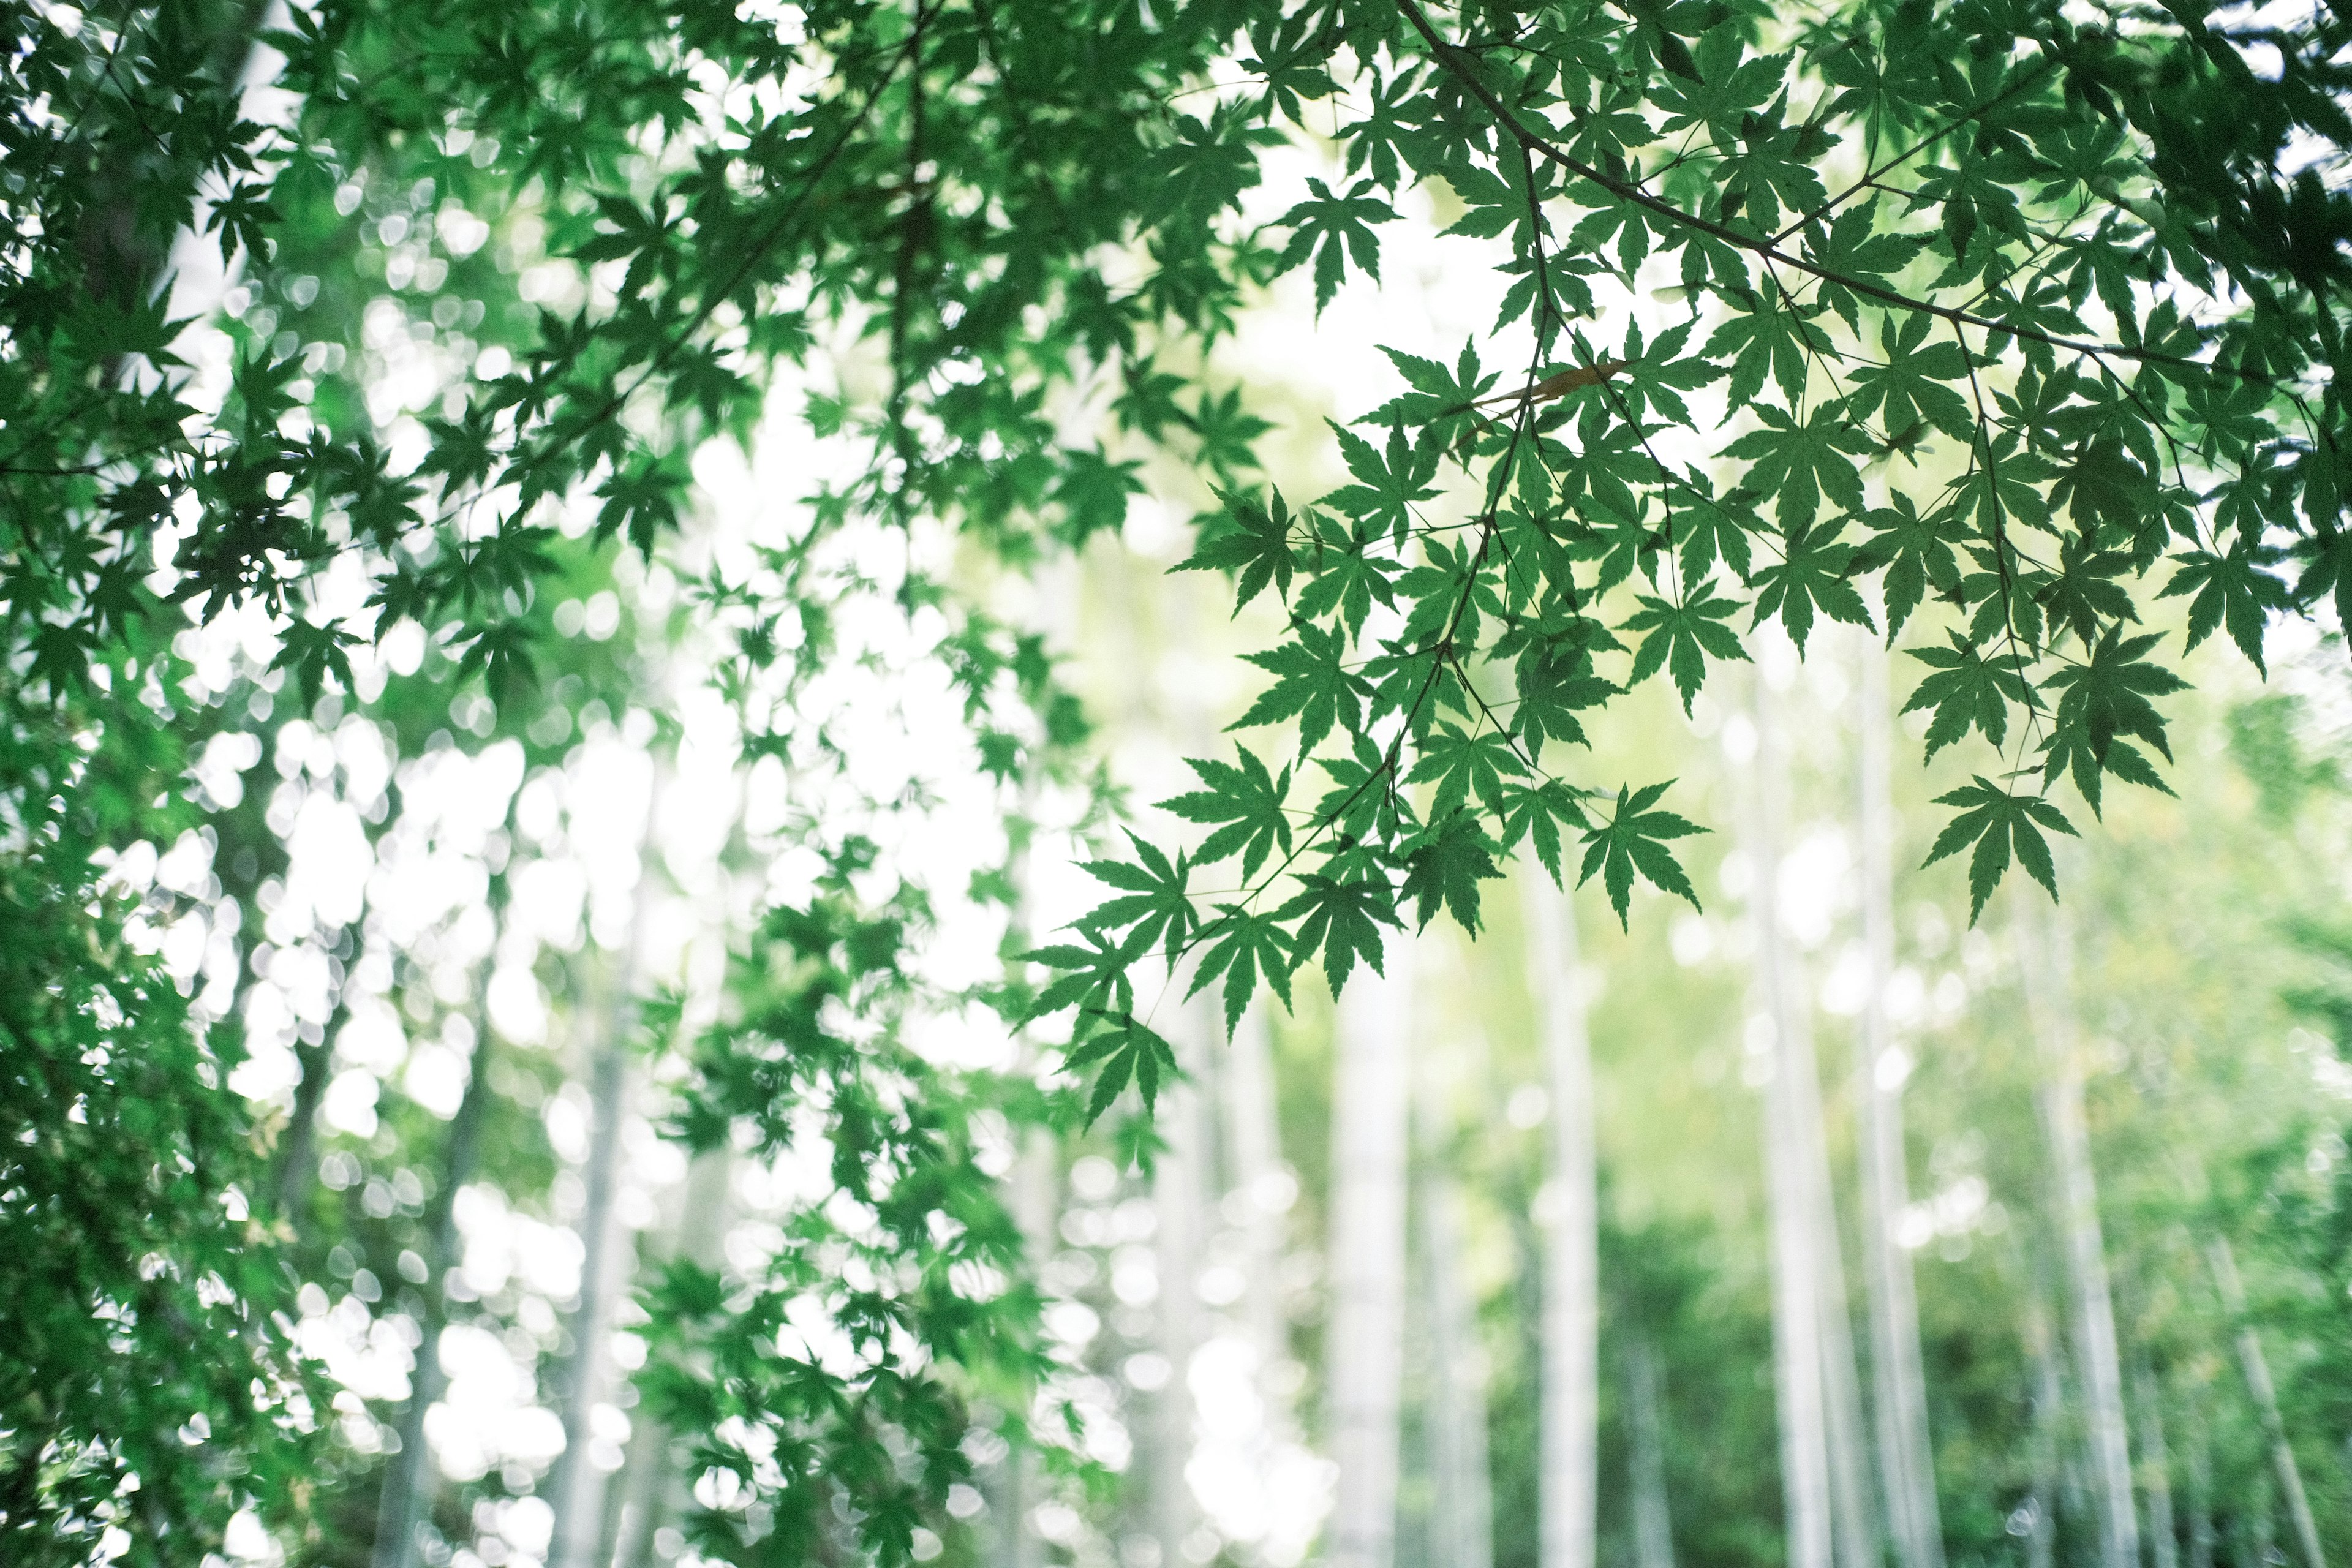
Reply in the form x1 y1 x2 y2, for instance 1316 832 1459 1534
1394 0 2261 385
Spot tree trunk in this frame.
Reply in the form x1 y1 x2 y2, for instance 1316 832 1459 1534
1225 1002 1294 1406
275 1030 335 1228
1325 946 1414 1568
1416 1084 1492 1568
1151 1000 1212 1563
273 993 350 1238
546 782 663 1568
994 717 1064 1568
2133 1352 2179 1568
1764 1028 1836 1568
1747 670 1876 1568
1792 997 1876 1568
91 0 284 345
1525 878 1598 1568
2187 1398 2214 1568
2246 1471 2277 1568
372 981 498 1568
2209 1237 2326 1568
608 1147 734 1568
2015 897 2139 1568
1856 636 1942 1568
2024 1288 2061 1568
995 1129 1059 1568
1624 1333 1677 1568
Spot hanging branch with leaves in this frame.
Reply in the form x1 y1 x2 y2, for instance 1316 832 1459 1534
1030 0 2352 1117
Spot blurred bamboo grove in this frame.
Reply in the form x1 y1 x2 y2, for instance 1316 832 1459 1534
109 527 2352 1568
14 0 2352 1566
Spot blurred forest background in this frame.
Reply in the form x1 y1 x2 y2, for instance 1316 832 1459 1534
115 165 2352 1568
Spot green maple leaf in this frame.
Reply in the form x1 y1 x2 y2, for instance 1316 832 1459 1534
67 293 190 371
2040 627 2186 769
1722 402 1871 535
1114 361 1193 440
1751 519 1874 651
2038 721 2174 818
83 561 149 643
230 347 305 439
28 621 96 697
1231 619 1366 753
420 402 503 494
1061 1013 1182 1126
1497 777 1589 884
1243 9 1341 125
1401 810 1502 934
1313 733 1402 846
2048 437 2154 539
1186 907 1296 1033
1652 21 1784 129
1903 633 2029 757
1407 722 1523 820
1056 447 1145 543
1359 339 1496 437
1572 501 1661 595
1851 494 1962 639
1625 580 1748 714
1075 833 1195 961
1670 486 1757 587
367 563 440 631
454 619 538 699
207 179 282 266
1139 105 1279 229
1024 927 1137 1022
1193 386 1273 477
2034 530 2138 651
2161 536 2286 674
1513 644 1618 755
1922 777 2077 922
272 616 362 703
595 457 688 555
1178 486 1299 612
1160 748 1293 880
1610 318 1725 426
1577 781 1704 930
1278 875 1398 995
1841 311 1973 441
1442 157 1542 244
1703 293 1826 407
1336 66 1419 189
1324 420 1440 545
1276 177 1395 314
1294 514 1399 635
450 517 559 610
2294 526 2352 631
1800 197 1921 287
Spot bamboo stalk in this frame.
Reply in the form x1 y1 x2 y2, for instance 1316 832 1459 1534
1749 668 1877 1568
2024 1287 2061 1568
1324 946 1414 1568
1624 1333 1677 1568
2132 1352 2179 1568
2209 1237 2326 1568
1149 1000 1211 1562
2015 896 2139 1568
1856 635 1943 1568
371 976 498 1568
1416 1088 1493 1568
1525 877 1597 1568
545 775 663 1568
1225 1002 1294 1410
